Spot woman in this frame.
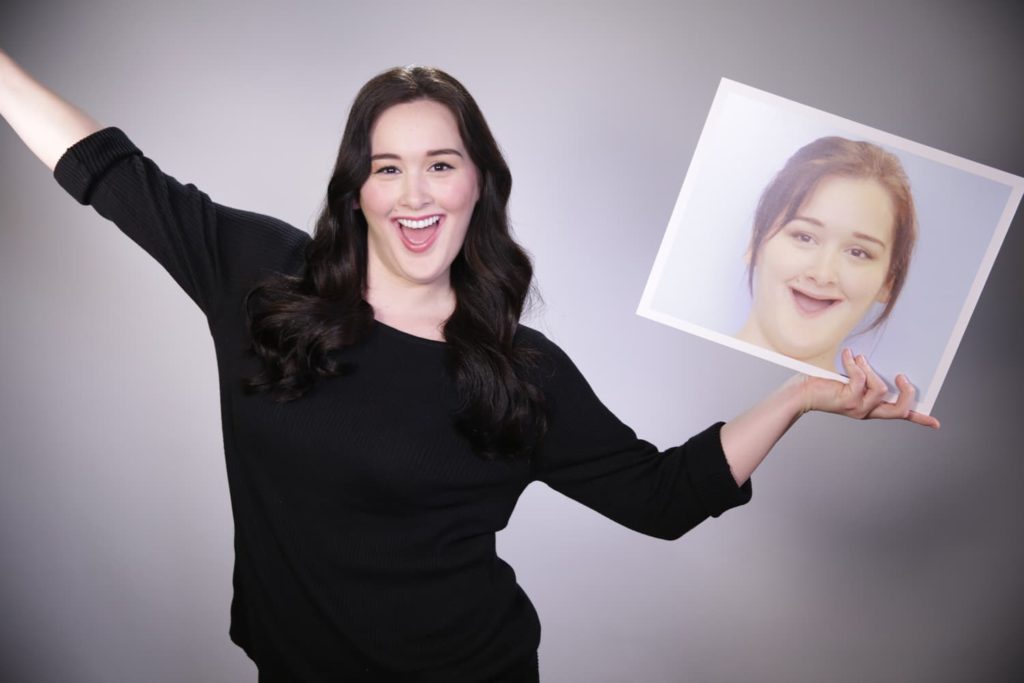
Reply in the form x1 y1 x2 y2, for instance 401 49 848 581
0 51 938 682
736 137 917 373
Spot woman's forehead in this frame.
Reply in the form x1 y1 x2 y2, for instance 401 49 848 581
774 175 896 245
370 100 465 154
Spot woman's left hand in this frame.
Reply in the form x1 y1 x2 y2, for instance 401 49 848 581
798 348 940 429
720 348 939 485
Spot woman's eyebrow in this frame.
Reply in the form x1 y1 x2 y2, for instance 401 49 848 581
791 214 825 228
792 215 888 249
853 232 888 249
427 148 464 157
369 149 465 161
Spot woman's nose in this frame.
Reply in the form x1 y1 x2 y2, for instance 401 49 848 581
804 249 839 286
399 173 430 210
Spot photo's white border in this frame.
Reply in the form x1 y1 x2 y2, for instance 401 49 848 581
638 78 1024 415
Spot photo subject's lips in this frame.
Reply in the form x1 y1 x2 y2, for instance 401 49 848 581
394 214 443 252
790 287 841 317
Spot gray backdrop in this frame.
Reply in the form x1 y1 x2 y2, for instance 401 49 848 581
1 1 1022 681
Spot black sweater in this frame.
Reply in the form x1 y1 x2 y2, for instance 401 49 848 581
54 128 752 682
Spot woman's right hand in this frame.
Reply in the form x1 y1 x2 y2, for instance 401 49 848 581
0 48 102 170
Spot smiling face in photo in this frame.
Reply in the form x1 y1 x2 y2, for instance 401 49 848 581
741 174 896 370
359 99 480 298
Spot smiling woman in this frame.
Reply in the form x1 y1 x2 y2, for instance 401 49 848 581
244 67 542 461
0 49 938 683
736 136 918 372
360 100 481 338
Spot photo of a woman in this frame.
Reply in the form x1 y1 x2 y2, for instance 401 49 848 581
736 136 917 373
638 78 1021 415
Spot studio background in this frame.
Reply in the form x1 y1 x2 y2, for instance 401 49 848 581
1 1 1022 682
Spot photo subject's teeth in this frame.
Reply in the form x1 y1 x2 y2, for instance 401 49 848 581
397 216 441 229
792 289 839 315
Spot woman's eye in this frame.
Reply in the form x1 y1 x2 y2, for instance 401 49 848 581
791 231 815 245
373 165 400 175
848 247 873 260
430 161 454 172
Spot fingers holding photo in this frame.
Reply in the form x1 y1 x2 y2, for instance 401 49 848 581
806 350 940 429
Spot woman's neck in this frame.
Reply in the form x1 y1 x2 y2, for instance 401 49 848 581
365 278 455 342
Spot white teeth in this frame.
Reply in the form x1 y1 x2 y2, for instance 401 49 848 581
397 216 441 229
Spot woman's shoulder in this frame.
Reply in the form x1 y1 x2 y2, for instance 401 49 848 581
216 203 311 277
513 324 556 354
513 324 580 385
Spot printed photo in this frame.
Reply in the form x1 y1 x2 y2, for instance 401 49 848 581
638 79 1023 414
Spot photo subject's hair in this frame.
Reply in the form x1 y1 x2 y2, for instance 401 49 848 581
747 136 918 328
244 66 546 459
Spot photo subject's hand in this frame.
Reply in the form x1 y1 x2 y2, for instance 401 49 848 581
798 349 940 429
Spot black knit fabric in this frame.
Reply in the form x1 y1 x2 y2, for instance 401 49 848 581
54 128 752 682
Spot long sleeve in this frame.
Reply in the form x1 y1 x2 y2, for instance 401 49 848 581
528 330 752 540
52 127 309 320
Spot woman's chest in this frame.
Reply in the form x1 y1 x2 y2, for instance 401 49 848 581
224 336 529 517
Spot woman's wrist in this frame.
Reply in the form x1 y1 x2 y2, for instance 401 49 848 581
779 374 814 419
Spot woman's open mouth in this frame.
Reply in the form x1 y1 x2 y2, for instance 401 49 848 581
395 215 443 252
790 287 841 317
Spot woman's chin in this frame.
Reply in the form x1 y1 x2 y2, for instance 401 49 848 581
735 318 842 372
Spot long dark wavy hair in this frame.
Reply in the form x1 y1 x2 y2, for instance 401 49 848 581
243 66 546 459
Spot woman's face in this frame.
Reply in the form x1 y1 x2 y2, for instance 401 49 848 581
747 175 895 369
359 99 480 296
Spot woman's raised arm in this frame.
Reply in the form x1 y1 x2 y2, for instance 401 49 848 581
0 49 101 170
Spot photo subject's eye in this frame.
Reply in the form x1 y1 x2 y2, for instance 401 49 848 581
847 246 872 260
430 161 455 172
373 165 400 175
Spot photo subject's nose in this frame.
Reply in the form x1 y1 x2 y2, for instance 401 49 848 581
806 250 839 285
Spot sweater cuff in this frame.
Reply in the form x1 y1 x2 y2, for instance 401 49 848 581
53 127 140 205
687 421 752 517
